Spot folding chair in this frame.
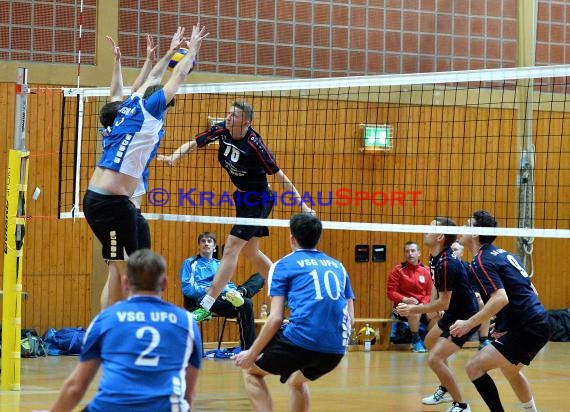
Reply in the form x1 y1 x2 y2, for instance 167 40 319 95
183 296 234 354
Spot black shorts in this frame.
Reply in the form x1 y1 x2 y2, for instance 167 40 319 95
136 209 151 249
492 315 552 365
230 188 274 241
438 317 479 348
83 189 138 260
255 330 344 384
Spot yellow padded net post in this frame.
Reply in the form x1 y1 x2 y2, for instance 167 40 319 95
2 68 30 391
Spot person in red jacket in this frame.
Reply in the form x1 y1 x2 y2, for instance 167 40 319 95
387 241 433 352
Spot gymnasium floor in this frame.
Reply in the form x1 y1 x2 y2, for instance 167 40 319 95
1 342 568 411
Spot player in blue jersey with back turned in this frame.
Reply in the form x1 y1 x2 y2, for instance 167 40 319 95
49 249 202 412
450 210 552 412
83 24 208 309
234 213 355 412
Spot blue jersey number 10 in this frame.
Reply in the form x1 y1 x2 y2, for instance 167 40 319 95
309 269 342 300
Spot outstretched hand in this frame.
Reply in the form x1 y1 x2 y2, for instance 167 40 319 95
169 26 186 52
185 24 209 56
106 35 121 61
145 34 157 63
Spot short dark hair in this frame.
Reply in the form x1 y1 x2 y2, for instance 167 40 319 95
144 84 175 108
290 213 322 249
434 216 457 248
126 249 166 292
197 231 217 244
404 241 419 250
232 101 254 121
99 101 122 128
471 210 498 244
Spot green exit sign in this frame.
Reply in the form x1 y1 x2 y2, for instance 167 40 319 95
363 124 392 149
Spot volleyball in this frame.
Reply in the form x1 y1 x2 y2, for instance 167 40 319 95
357 326 377 345
168 48 190 71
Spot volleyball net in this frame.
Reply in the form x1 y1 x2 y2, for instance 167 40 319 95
59 65 570 238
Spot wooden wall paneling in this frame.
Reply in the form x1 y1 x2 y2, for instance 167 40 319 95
26 88 46 330
2 83 570 342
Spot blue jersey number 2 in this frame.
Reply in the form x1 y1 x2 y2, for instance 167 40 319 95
134 326 160 367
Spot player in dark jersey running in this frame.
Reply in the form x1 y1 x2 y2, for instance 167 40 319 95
159 101 314 312
450 210 552 412
397 217 478 412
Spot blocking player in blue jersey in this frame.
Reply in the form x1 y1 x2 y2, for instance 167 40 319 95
397 217 479 412
234 214 355 412
450 210 552 412
158 101 315 315
102 33 158 250
83 24 207 309
49 249 202 412
92 34 158 311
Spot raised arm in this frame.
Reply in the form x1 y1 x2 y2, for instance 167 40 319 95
131 34 157 93
161 24 208 104
137 26 187 94
157 140 198 166
106 36 123 102
274 170 315 214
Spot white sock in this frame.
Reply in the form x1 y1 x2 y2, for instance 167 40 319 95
521 398 537 412
199 294 215 311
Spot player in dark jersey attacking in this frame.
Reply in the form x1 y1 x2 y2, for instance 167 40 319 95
159 101 315 312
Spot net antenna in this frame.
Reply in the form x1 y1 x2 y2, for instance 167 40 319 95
76 0 84 88
516 1 538 276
